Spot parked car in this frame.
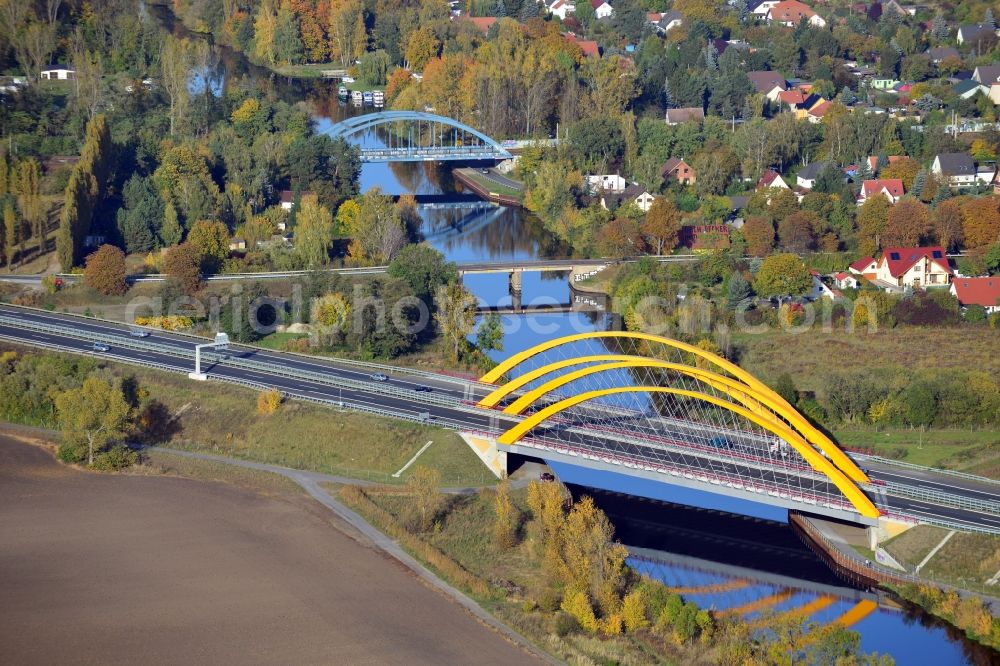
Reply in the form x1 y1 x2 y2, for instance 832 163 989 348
370 373 388 382
92 343 110 352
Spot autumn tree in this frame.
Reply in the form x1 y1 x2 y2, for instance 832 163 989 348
754 253 812 302
83 245 128 296
55 376 132 466
777 211 816 253
295 194 334 267
597 218 644 257
742 216 775 256
346 189 406 265
880 157 921 189
857 195 891 256
961 197 1000 252
406 465 442 532
187 219 230 272
932 199 964 252
493 479 517 550
257 388 282 414
405 26 440 71
14 159 43 253
57 115 111 270
884 198 929 247
435 281 477 361
3 201 17 268
163 242 202 294
310 292 352 344
641 197 682 255
161 36 195 135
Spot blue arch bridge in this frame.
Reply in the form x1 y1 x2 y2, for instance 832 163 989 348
323 111 513 162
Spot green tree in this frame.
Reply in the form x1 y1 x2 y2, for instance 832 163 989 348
774 372 798 405
273 0 304 65
294 194 334 267
55 376 132 466
903 381 936 428
358 49 391 85
311 292 352 344
57 115 112 270
407 464 442 532
476 313 503 355
222 281 269 343
435 281 477 361
14 159 43 252
3 201 17 269
753 253 812 302
387 244 457 304
116 176 162 254
726 271 753 310
160 201 183 246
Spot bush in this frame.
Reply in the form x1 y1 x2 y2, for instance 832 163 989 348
257 389 282 415
91 444 139 470
57 441 88 464
552 611 579 637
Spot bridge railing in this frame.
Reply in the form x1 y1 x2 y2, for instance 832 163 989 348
852 452 1000 488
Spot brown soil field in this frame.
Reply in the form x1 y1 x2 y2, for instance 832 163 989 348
0 437 539 665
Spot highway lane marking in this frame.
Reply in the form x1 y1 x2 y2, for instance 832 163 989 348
392 441 434 478
876 469 1000 499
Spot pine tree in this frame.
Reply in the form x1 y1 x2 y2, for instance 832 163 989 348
931 12 949 42
985 8 996 29
727 271 753 310
838 86 857 106
911 169 927 199
702 44 719 71
519 0 539 20
492 0 505 17
932 182 951 205
663 77 673 109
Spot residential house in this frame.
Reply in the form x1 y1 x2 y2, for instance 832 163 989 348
40 68 75 80
661 158 696 186
973 64 1000 85
279 190 313 210
229 238 247 251
590 0 614 19
858 178 905 204
665 107 705 125
954 79 989 100
585 174 627 193
776 89 807 111
832 272 860 289
848 256 878 280
883 0 917 16
651 9 683 32
978 163 997 184
747 70 787 101
957 23 996 46
865 155 902 173
931 153 977 188
950 277 1000 313
566 34 600 58
874 246 952 288
809 270 837 300
767 0 826 27
790 94 829 122
926 47 960 63
601 184 657 212
806 100 833 123
795 161 828 190
466 16 497 34
757 169 790 190
750 0 781 20
989 83 1000 104
870 78 900 90
547 0 575 19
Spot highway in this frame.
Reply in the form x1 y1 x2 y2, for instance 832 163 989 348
1 305 999 533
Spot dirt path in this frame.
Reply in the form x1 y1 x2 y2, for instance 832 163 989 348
0 436 544 665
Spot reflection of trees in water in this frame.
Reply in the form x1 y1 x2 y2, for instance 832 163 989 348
421 207 570 260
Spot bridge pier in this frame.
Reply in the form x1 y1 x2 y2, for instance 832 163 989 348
509 270 522 313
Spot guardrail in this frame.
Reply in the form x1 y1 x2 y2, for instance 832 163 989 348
883 481 1000 515
853 452 1000 488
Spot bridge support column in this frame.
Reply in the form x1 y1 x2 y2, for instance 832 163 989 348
509 270 522 313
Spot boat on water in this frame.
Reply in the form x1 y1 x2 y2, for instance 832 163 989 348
337 85 348 97
362 91 373 104
372 90 384 106
351 90 363 105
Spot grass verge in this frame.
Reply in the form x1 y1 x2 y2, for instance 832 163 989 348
883 526 1000 597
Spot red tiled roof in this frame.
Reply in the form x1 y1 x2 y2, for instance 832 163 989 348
866 155 903 171
861 178 904 198
566 34 600 57
952 277 1000 308
591 0 609 8
879 246 950 278
757 169 782 187
834 271 852 280
777 89 806 105
849 256 875 272
769 0 818 22
467 17 497 34
809 101 833 117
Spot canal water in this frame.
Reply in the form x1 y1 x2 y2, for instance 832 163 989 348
149 9 996 660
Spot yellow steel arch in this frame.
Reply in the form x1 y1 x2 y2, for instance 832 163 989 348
479 331 867 484
501 360 801 434
478 355 638 408
497 386 880 519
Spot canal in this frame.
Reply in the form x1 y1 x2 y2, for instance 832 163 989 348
152 8 996 660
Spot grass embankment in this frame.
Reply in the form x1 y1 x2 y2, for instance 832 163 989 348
121 365 491 485
332 481 887 664
882 526 1000 597
455 168 525 202
736 328 1000 474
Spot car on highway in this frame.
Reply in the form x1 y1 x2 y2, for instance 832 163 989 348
92 343 110 352
480 168 489 174
709 437 734 450
370 373 388 382
415 385 432 392
129 329 149 338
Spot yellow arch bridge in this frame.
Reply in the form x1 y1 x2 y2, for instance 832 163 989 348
476 331 881 522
